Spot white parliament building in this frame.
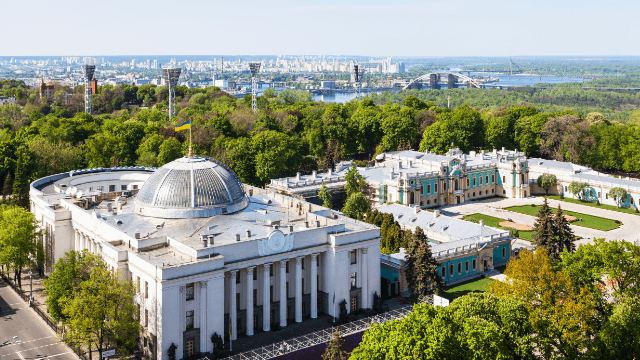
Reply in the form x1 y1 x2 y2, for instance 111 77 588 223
29 156 381 360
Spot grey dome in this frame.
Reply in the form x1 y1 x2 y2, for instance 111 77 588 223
134 156 248 219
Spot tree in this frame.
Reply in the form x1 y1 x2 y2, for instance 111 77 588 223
344 165 366 198
568 181 589 200
532 197 558 258
597 295 640 360
609 187 628 208
537 173 558 195
490 248 596 359
341 192 370 221
540 114 594 163
322 329 346 360
12 146 37 207
63 263 140 360
2 173 12 200
43 250 103 322
157 137 183 166
0 205 41 289
318 182 332 209
554 205 575 255
350 293 535 360
405 228 443 295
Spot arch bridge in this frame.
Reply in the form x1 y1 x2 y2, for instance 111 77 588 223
403 71 481 90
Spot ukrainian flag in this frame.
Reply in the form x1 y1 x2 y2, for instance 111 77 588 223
175 120 191 131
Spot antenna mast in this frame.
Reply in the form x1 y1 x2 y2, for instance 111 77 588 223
249 62 262 113
82 65 95 114
163 66 182 120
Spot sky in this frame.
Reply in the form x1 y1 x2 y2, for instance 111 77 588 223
3 0 639 56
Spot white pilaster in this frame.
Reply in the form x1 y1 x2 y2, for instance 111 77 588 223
361 248 369 309
230 271 237 340
310 254 318 318
199 282 207 352
279 260 287 327
246 267 255 336
74 230 80 251
263 263 271 332
295 257 303 323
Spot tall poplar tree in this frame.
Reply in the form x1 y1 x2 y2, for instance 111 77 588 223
322 329 346 360
532 197 557 258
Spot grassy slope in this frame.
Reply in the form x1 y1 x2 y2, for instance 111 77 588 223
442 277 494 301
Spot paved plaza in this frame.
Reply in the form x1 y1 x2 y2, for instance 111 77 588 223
439 196 640 246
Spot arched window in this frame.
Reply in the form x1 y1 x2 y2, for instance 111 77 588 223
473 178 476 187
434 183 438 193
450 264 454 276
485 175 489 184
441 266 446 277
457 262 462 274
472 259 477 270
427 184 431 194
502 247 507 258
492 174 495 183
455 179 459 190
465 260 469 272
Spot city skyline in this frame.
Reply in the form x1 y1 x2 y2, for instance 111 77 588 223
4 0 639 57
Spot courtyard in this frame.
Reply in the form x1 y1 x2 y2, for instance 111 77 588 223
439 196 640 246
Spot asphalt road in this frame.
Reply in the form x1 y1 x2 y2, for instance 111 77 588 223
0 281 76 360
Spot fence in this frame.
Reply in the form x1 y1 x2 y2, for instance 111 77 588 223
220 295 433 360
0 272 90 360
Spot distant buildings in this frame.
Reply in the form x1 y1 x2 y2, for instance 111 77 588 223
320 81 335 89
39 80 55 100
0 96 16 105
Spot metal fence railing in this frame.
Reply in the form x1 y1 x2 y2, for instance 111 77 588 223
219 295 434 360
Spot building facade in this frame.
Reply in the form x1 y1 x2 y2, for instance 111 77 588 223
377 204 512 297
30 156 381 360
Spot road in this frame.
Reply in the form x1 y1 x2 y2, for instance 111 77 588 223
0 281 76 360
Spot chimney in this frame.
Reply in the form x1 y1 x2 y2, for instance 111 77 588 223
246 230 251 238
316 220 321 227
288 225 294 232
304 221 309 228
434 210 440 218
398 160 402 169
235 234 241 242
328 168 333 176
203 238 208 248
296 172 301 181
311 170 317 179
274 224 280 230
134 232 141 239
390 167 394 179
479 220 484 227
502 147 505 152
414 206 419 214
208 235 214 245
408 160 413 168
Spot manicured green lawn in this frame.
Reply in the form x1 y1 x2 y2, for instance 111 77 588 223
506 205 621 231
462 213 535 242
541 195 640 216
442 277 494 301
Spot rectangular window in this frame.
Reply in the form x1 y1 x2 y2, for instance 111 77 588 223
270 263 274 275
492 174 495 183
302 278 305 293
466 178 469 187
97 186 103 191
186 283 194 301
351 272 357 288
236 274 241 284
109 185 116 192
145 309 148 328
236 293 240 310
286 262 290 273
350 251 357 264
427 184 431 194
186 310 194 329
503 176 506 184
606 193 609 199
302 258 305 270
486 175 489 184
133 184 139 190
253 289 257 306
145 281 149 298
270 285 273 301
473 178 476 187
253 269 257 281
121 185 127 191
427 200 430 205
435 183 438 193
317 275 320 291
302 301 306 314
286 282 290 298
434 198 438 203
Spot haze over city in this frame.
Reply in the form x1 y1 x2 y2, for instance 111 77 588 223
4 0 639 56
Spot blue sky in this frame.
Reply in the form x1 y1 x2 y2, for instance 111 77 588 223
4 0 638 56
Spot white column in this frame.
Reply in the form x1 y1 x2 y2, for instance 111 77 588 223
361 248 369 309
229 271 237 340
310 254 318 319
246 267 255 336
74 230 80 251
200 282 208 352
279 260 287 328
295 257 303 323
89 238 94 253
263 263 271 332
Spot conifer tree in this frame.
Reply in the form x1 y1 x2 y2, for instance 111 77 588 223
322 329 346 360
405 227 443 295
554 204 576 256
532 197 557 258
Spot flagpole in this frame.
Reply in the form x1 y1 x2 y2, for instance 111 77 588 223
188 119 193 157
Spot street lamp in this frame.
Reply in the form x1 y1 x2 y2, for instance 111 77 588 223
28 253 35 306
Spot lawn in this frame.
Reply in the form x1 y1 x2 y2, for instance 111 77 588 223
462 213 535 242
442 276 494 301
506 204 621 231
541 195 640 216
